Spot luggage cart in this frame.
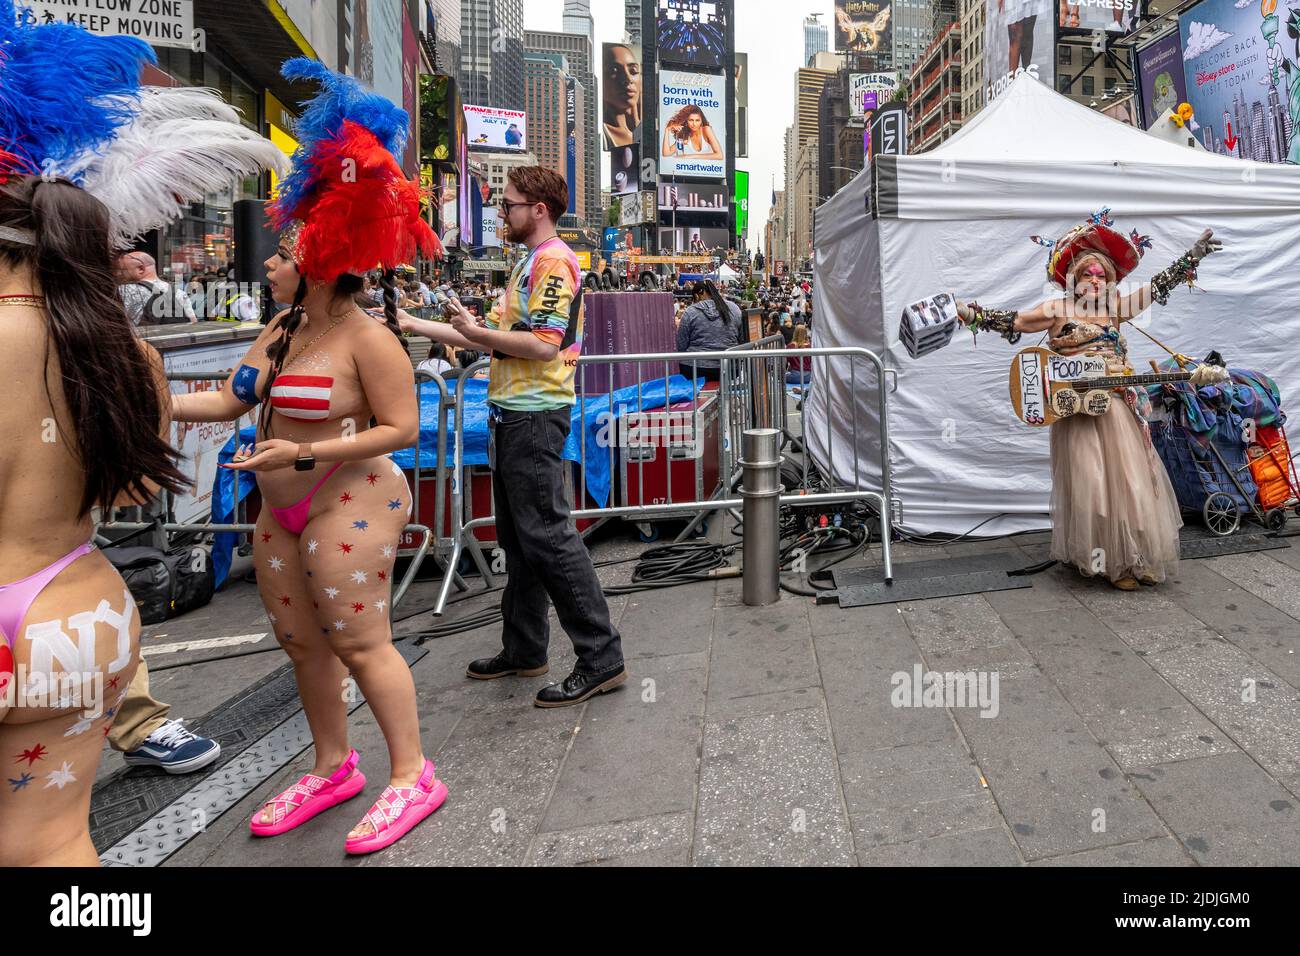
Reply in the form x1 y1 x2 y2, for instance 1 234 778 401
1152 420 1286 536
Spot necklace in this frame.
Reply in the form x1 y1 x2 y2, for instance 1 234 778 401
284 310 351 370
0 294 45 307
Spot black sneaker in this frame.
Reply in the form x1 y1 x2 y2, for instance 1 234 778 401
534 665 628 708
466 652 549 680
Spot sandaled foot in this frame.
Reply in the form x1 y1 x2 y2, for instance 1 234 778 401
345 758 447 855
250 750 365 837
1110 575 1139 591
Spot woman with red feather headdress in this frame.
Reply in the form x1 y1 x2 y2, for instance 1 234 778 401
954 210 1224 590
171 59 447 855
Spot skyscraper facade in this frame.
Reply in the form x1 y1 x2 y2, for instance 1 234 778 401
893 0 933 77
460 0 525 110
526 28 600 228
625 0 642 45
523 52 589 223
563 0 595 42
425 0 462 77
804 14 829 67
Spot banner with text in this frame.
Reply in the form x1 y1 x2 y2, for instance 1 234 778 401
659 69 727 179
464 104 528 152
14 0 194 49
834 0 893 58
984 0 1055 102
1136 31 1187 129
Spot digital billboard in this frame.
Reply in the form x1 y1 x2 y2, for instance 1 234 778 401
611 145 640 195
463 104 528 152
602 42 643 150
659 69 727 179
1136 31 1187 128
850 72 900 116
1178 0 1299 163
1058 0 1138 33
834 0 893 57
658 182 729 211
656 1 729 69
984 0 1054 102
658 226 731 254
734 169 748 242
735 52 748 158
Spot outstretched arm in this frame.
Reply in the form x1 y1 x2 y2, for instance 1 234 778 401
1117 228 1222 322
954 297 1061 342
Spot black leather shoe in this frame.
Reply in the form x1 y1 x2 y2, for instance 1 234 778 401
466 652 549 680
534 665 628 708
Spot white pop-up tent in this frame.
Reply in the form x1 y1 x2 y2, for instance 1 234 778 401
809 73 1300 537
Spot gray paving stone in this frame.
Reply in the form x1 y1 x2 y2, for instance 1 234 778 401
850 792 1005 848
620 581 715 660
858 825 1023 867
1125 635 1300 786
1205 551 1300 622
368 724 574 867
540 660 706 832
707 605 817 703
1126 753 1300 865
899 593 1019 656
528 810 692 866
695 707 855 866
839 738 985 813
1030 836 1194 867
706 685 824 719
1071 589 1207 637
983 568 1084 616
1089 706 1240 771
808 594 908 637
814 627 958 753
948 667 1168 860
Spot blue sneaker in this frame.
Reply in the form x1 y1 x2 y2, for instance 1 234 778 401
123 719 222 774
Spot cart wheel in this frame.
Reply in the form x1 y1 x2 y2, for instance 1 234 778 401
1202 493 1241 537
1265 507 1288 532
636 523 660 543
689 518 709 538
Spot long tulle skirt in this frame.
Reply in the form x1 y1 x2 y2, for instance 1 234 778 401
1049 401 1182 583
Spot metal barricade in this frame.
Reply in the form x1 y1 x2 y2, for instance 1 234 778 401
430 345 897 616
96 370 435 610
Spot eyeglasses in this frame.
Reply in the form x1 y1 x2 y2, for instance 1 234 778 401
500 199 540 214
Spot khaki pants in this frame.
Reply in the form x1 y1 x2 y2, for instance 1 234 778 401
107 658 170 753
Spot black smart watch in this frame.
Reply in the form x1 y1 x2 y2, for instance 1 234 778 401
294 443 316 471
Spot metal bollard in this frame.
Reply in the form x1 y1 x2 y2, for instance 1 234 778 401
740 428 783 606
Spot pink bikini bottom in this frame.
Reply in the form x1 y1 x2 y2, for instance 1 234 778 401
268 463 343 534
0 541 95 652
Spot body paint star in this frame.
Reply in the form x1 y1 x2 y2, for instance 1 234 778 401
15 744 47 766
374 599 387 613
377 570 388 582
8 773 32 792
307 539 319 555
261 531 273 543
107 676 120 691
337 542 353 554
387 499 402 511
352 520 369 531
366 472 380 485
43 761 76 790
279 595 292 607
381 544 395 558
339 491 354 505
324 586 340 599
63 717 93 738
350 570 368 585
268 556 285 572
351 602 365 614
268 611 278 624
333 620 347 631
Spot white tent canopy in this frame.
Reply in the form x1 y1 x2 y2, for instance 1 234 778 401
809 73 1300 537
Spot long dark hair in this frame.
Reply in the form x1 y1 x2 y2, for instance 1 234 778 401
0 176 187 515
692 279 732 325
668 105 710 142
258 264 406 438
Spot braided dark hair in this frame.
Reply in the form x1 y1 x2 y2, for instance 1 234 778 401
379 267 409 355
258 274 309 440
693 279 733 325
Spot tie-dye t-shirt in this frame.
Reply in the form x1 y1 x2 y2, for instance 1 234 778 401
485 236 583 411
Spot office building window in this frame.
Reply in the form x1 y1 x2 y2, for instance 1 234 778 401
1059 45 1072 65
1082 76 1094 96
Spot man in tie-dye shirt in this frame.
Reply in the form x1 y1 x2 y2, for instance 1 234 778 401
404 166 626 708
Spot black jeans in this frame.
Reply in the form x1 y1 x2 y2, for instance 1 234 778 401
488 404 624 674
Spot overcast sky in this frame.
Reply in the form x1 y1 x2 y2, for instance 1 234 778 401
523 0 838 252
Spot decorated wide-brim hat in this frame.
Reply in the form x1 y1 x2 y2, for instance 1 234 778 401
1034 208 1150 289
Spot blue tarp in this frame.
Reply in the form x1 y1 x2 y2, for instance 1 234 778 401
210 375 703 586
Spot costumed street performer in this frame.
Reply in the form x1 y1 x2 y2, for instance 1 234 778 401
0 3 284 864
953 210 1224 590
171 58 446 854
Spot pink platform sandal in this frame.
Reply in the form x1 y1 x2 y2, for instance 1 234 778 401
249 749 366 837
344 758 447 855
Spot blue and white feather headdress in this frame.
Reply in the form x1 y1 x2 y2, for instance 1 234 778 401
0 1 286 248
